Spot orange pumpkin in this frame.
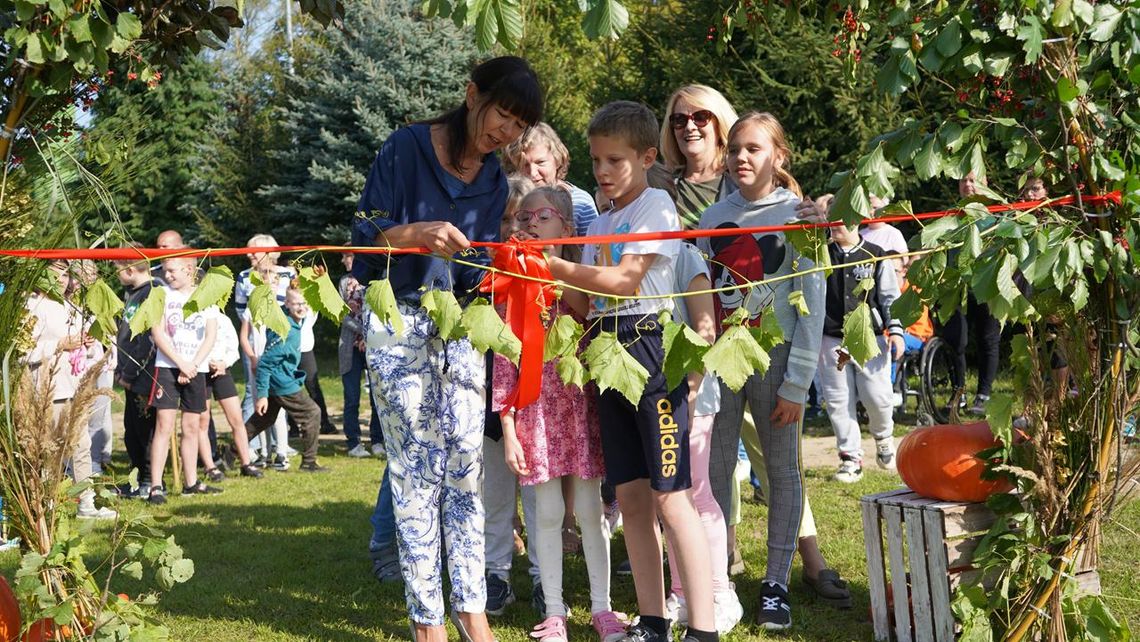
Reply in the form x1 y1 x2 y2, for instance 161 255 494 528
896 421 1014 502
1 576 20 642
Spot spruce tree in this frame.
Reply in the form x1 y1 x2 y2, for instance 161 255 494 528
257 0 479 244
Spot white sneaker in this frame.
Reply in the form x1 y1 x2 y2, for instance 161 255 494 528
833 458 863 483
283 445 299 457
664 593 686 626
347 444 371 458
876 438 898 472
714 586 745 634
77 505 118 520
371 443 386 458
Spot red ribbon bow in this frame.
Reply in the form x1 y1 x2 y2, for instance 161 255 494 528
480 240 556 416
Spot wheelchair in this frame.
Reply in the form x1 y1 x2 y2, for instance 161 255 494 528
893 335 960 426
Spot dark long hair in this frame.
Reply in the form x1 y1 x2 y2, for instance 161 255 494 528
428 56 544 174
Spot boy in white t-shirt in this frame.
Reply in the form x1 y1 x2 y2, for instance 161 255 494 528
546 101 717 642
148 255 222 504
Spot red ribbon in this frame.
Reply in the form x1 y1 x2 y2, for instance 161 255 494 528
479 241 556 416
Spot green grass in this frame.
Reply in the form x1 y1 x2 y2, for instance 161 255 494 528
5 363 1138 640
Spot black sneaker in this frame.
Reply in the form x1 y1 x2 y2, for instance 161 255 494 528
616 558 633 576
250 453 268 468
299 461 329 473
240 464 264 478
485 573 515 616
969 395 990 416
320 423 338 435
371 543 403 584
616 622 671 642
205 467 226 483
183 480 224 495
147 485 167 505
271 454 290 471
756 580 792 630
531 581 546 617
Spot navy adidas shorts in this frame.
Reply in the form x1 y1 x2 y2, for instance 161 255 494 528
592 314 690 492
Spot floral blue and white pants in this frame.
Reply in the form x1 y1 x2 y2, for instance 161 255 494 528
365 304 487 625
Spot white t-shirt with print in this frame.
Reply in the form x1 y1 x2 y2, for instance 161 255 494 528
581 187 680 320
155 287 218 372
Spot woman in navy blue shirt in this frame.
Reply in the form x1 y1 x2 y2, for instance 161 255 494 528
351 56 542 642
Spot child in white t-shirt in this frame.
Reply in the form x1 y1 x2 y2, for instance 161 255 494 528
546 101 717 642
148 256 221 503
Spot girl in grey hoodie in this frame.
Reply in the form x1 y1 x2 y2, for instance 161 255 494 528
697 112 846 629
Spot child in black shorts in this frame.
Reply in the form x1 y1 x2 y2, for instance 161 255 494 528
149 255 222 504
546 101 717 642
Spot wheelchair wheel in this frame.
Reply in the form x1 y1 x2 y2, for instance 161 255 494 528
921 337 960 424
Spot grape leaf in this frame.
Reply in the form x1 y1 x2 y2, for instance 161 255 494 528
854 277 875 296
544 314 584 360
365 279 404 336
248 284 291 340
421 289 465 341
582 331 649 405
891 287 924 327
183 266 234 316
751 311 786 352
703 324 770 392
662 320 710 390
841 302 881 366
788 289 810 316
984 393 1015 455
462 299 521 364
85 278 124 342
297 267 348 324
556 354 588 388
129 287 166 339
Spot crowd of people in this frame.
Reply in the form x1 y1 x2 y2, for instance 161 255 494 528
20 55 1050 641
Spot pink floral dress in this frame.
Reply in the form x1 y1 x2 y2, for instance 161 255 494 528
491 304 604 486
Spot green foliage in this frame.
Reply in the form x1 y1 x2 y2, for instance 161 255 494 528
840 302 880 366
364 279 404 336
84 56 225 243
129 286 166 339
461 299 521 363
703 324 769 392
661 320 710 390
582 331 649 405
296 267 348 324
248 283 290 340
544 314 584 361
257 0 479 244
84 278 124 341
183 266 235 316
420 289 465 341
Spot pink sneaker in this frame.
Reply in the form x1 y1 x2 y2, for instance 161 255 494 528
592 610 630 642
531 615 568 642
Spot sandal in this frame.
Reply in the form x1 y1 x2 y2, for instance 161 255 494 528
803 568 853 609
205 467 226 482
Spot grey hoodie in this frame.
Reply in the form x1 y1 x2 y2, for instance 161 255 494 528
697 187 825 404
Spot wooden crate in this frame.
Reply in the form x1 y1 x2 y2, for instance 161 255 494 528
860 489 1098 642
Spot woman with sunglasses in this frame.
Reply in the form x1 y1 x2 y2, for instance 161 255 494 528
659 85 740 229
351 56 543 642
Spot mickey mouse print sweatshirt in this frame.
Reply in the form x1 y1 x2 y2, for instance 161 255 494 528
697 187 825 405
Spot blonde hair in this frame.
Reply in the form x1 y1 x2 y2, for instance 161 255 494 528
507 175 536 216
727 111 802 198
659 84 739 171
522 186 580 263
502 123 571 181
247 233 281 261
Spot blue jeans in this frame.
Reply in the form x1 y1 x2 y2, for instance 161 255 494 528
342 347 381 449
891 332 926 382
369 466 395 552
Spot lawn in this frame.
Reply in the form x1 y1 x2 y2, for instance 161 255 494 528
4 361 1138 641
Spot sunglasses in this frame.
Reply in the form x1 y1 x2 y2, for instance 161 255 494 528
513 207 565 224
669 109 714 130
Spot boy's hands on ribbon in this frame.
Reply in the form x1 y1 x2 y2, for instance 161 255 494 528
771 395 804 427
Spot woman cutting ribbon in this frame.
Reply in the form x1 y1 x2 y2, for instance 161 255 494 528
350 56 544 642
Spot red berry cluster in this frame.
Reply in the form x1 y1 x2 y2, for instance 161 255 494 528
830 5 865 60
